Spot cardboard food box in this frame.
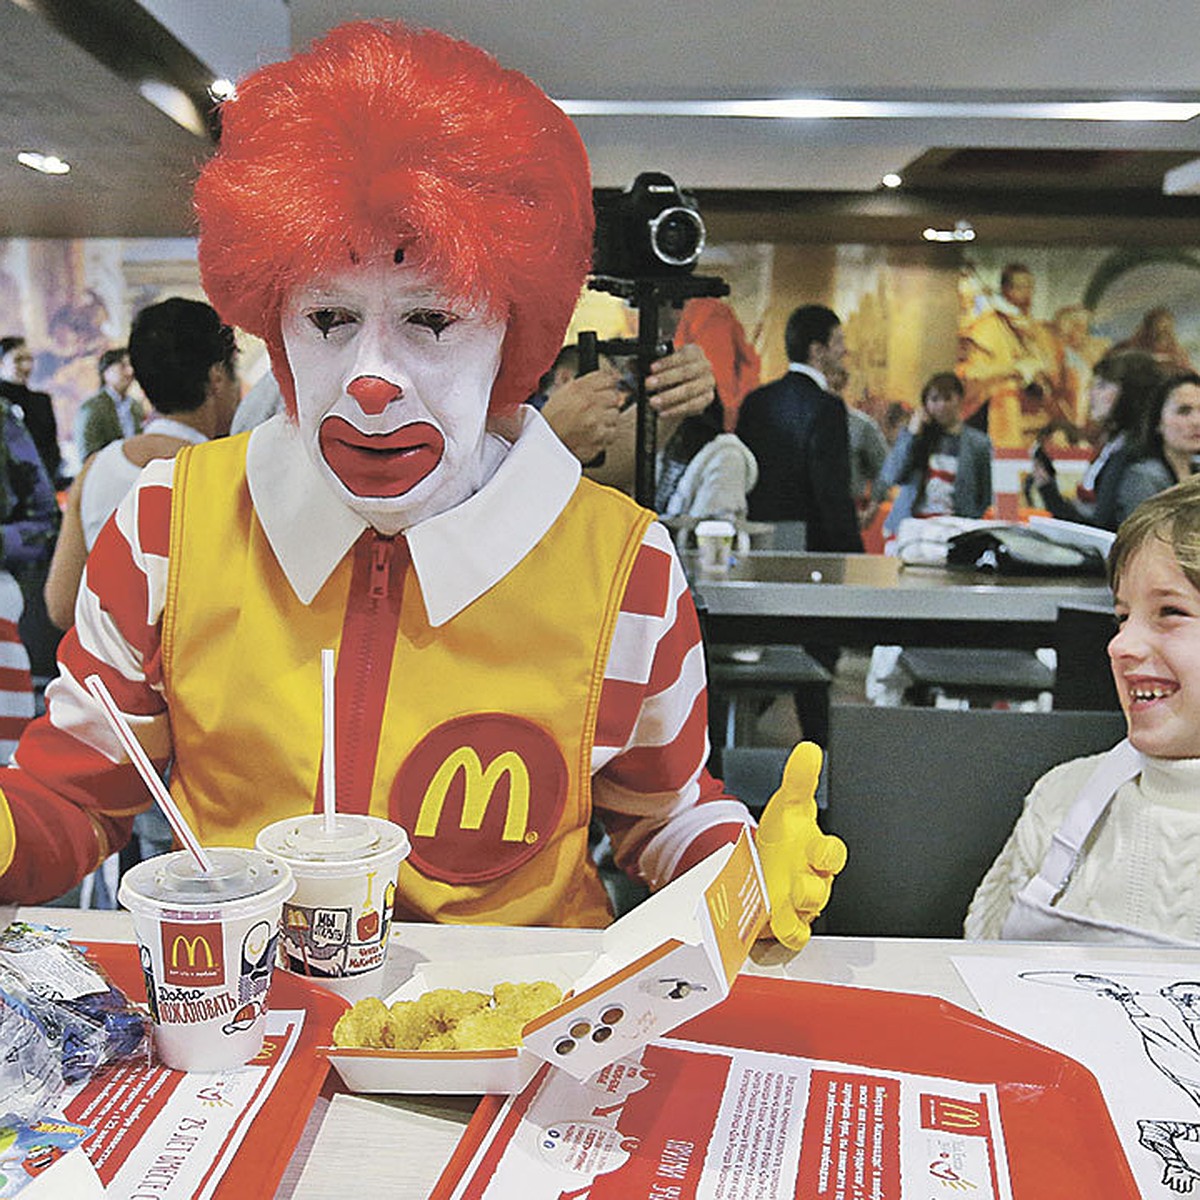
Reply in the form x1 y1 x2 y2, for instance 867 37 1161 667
324 828 768 1094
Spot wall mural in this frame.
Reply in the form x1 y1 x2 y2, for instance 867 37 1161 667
0 238 265 476
1 235 1196 492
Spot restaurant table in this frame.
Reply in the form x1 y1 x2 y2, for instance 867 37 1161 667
13 905 1199 1199
687 551 1112 650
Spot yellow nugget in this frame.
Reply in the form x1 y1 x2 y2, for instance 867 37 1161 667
453 1008 527 1050
332 995 390 1048
493 981 563 1022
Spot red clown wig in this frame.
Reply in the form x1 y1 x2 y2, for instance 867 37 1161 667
194 20 593 416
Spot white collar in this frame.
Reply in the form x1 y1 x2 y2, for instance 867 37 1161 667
245 406 582 626
146 416 207 444
788 361 829 391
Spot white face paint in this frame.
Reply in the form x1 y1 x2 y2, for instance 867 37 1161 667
280 260 506 534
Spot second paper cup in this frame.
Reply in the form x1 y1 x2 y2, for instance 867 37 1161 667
255 814 410 1001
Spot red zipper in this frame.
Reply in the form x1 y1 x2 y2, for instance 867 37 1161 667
320 531 407 815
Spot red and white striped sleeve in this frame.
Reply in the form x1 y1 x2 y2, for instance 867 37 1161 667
592 520 753 889
0 461 176 902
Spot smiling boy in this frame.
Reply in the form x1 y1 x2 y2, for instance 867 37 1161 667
967 473 1200 944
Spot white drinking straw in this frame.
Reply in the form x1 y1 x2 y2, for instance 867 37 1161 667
322 648 337 834
84 673 213 873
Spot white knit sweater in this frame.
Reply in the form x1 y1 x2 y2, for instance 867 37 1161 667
965 752 1200 942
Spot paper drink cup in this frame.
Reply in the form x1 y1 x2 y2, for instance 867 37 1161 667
695 518 736 573
118 847 295 1072
255 814 410 1001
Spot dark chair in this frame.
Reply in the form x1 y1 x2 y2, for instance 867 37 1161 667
1053 604 1120 711
708 645 833 749
820 704 1127 937
896 647 1054 708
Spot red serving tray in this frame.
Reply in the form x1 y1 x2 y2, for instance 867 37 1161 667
434 974 1138 1199
72 940 344 1199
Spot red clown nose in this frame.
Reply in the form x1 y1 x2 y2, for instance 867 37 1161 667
347 375 402 414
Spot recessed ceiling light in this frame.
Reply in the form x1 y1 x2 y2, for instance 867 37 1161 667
556 98 1200 122
210 78 236 101
17 151 69 175
881 173 903 188
922 220 976 243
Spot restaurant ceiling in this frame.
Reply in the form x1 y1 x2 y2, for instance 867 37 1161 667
1 0 1199 242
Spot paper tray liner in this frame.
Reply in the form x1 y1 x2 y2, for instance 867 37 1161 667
80 940 344 1200
432 974 1138 1199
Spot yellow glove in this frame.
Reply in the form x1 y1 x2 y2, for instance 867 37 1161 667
754 742 847 950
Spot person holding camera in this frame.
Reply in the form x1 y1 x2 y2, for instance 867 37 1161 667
535 339 718 468
537 340 755 524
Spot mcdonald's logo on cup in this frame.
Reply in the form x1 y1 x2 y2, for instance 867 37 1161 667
393 714 568 884
161 920 224 985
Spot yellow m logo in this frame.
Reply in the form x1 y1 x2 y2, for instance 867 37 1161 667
415 747 530 842
171 934 215 970
937 1102 982 1130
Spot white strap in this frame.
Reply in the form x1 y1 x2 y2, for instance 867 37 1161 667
1022 738 1143 907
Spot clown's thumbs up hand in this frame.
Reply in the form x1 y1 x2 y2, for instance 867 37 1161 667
754 742 847 950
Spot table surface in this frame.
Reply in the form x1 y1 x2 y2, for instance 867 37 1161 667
687 551 1112 624
15 905 1200 1200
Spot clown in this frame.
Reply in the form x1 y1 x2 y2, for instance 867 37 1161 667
0 21 842 946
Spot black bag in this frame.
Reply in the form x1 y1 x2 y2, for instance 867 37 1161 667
945 526 1107 578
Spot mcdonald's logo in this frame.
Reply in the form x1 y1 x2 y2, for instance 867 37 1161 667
935 1103 982 1130
161 920 224 985
172 934 214 969
393 713 568 884
415 747 530 842
922 1094 988 1136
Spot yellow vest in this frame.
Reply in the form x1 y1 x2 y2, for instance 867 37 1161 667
162 437 653 927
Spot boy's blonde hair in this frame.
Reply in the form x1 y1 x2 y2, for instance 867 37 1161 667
1109 473 1200 593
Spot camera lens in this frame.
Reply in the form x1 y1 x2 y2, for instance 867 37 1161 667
649 207 705 267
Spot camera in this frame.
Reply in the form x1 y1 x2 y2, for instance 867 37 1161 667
593 172 706 279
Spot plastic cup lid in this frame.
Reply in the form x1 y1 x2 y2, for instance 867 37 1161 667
256 814 409 864
120 846 290 908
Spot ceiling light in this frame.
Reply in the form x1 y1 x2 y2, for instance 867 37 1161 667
922 220 976 243
881 173 903 188
556 98 1200 122
17 151 69 175
1164 158 1200 196
210 78 236 101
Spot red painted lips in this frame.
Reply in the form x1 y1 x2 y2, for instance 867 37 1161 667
319 417 444 497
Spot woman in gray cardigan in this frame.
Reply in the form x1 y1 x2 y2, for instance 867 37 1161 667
1115 372 1200 525
881 372 993 536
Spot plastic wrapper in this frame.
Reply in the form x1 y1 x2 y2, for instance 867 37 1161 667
0 923 148 1118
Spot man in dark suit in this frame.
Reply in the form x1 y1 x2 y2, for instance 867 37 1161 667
735 306 861 746
736 305 863 553
0 336 68 490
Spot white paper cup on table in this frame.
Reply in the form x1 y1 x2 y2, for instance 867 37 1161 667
695 518 736 573
118 847 294 1072
255 814 410 1001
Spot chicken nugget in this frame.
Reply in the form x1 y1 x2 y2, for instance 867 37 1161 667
386 999 435 1050
452 1008 527 1050
417 987 490 1030
492 981 563 1023
332 995 390 1048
